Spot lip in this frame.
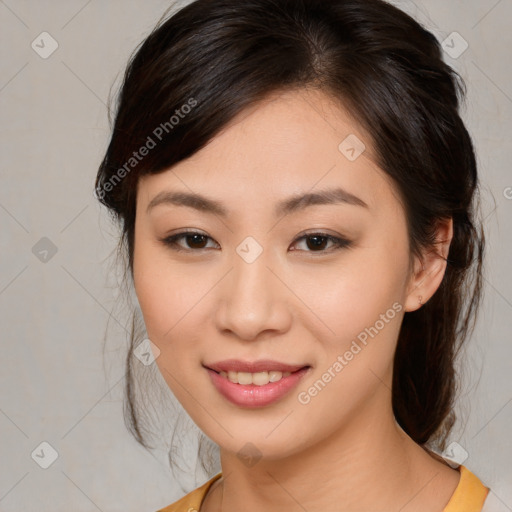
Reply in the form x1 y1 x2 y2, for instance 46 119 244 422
203 359 308 373
203 361 311 408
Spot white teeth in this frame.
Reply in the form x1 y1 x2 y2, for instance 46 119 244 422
219 370 292 385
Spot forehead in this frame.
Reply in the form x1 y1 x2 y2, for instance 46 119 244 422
137 88 402 217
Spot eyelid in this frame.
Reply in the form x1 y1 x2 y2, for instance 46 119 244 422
160 229 352 254
291 231 352 254
160 229 218 252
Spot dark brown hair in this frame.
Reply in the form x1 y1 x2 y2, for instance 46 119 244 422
95 0 485 478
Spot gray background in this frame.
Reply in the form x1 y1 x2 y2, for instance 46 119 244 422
1 1 511 511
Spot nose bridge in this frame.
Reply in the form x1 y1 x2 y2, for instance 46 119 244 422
215 242 289 339
234 245 273 299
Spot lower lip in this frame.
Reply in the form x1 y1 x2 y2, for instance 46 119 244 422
205 367 311 408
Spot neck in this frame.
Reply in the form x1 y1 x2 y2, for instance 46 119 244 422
210 389 457 512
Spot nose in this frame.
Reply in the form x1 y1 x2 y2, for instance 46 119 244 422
214 251 292 341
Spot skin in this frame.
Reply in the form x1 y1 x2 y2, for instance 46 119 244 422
133 88 459 512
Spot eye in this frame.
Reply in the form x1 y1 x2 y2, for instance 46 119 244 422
161 230 219 252
159 230 352 254
290 232 352 253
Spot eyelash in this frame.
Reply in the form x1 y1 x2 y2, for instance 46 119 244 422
160 230 352 255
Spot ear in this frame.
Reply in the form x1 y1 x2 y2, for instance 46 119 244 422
404 217 453 312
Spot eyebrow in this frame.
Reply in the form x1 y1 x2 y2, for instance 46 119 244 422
146 187 369 217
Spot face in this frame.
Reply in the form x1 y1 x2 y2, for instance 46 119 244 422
133 88 418 461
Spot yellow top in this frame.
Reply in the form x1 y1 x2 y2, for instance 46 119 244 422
156 465 489 512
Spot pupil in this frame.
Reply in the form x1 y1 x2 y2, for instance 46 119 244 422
188 234 206 248
307 235 327 250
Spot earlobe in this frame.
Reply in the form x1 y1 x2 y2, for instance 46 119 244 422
404 217 454 312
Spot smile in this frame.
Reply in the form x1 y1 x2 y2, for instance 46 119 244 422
217 369 293 386
204 364 311 408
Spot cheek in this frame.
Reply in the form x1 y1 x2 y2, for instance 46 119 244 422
293 266 406 439
133 242 166 337
135 274 202 351
298 234 409 408
133 259 204 400
132 239 220 401
310 245 408 344
133 234 199 339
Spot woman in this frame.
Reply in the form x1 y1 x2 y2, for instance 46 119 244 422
95 0 491 510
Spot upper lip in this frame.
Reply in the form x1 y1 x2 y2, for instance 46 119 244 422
204 359 309 374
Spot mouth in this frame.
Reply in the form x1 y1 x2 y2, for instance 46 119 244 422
205 366 310 386
203 360 312 407
203 359 311 386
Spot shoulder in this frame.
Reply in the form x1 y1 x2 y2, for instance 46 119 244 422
155 473 222 512
443 465 490 512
